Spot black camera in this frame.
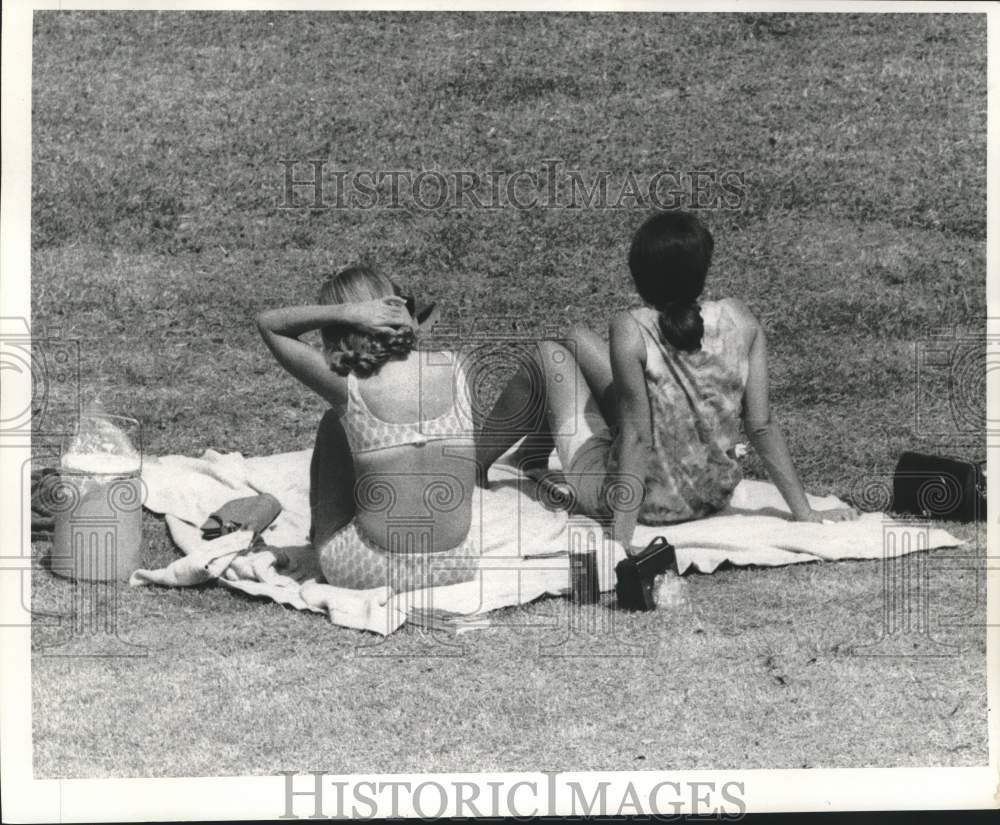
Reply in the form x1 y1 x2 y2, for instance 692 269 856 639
615 535 677 611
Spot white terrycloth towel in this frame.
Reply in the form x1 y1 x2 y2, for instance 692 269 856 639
131 448 963 634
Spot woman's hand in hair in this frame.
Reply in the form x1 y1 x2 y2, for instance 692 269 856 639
344 296 413 335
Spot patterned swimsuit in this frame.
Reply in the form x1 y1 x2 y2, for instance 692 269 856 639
317 359 482 592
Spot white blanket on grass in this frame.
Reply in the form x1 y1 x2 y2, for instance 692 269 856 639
130 448 962 634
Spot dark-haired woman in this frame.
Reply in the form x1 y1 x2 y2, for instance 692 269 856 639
256 266 481 592
478 211 858 553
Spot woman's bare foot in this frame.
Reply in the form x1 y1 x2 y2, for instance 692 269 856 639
535 473 574 504
500 438 552 471
488 443 551 482
519 466 574 508
490 452 571 501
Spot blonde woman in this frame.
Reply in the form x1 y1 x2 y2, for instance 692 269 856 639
257 266 480 593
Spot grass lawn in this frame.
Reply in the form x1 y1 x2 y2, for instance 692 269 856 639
29 11 987 776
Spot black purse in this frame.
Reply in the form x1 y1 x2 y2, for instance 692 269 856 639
892 452 986 522
615 535 677 611
201 493 283 541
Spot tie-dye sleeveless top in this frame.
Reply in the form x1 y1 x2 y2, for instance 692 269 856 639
624 300 751 524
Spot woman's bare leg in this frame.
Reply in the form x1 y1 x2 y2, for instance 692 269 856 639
475 338 610 482
533 339 611 471
310 410 356 546
567 323 617 427
474 347 554 481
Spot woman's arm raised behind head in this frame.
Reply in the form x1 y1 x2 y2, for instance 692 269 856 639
256 297 412 407
256 305 354 407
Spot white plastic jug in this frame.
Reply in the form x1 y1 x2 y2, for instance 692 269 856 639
49 414 143 582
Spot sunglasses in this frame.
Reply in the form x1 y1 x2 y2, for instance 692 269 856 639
393 287 438 329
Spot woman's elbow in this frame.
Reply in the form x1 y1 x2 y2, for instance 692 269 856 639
744 417 775 439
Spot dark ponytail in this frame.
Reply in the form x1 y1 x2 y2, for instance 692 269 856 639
627 211 714 353
657 301 704 353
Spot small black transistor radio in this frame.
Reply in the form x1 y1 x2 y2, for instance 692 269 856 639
614 535 677 611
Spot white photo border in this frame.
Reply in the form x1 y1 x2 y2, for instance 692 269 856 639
2 0 996 819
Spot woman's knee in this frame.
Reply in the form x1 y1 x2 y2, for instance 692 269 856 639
568 323 602 348
534 339 574 374
566 324 615 420
568 324 610 366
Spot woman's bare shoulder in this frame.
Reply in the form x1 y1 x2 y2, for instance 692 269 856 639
418 350 467 380
718 297 762 331
414 350 466 408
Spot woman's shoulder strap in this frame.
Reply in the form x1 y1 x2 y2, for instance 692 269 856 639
344 370 367 409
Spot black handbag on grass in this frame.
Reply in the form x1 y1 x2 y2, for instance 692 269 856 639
892 452 986 522
615 535 677 611
201 493 282 541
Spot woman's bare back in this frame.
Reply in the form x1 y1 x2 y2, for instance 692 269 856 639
347 352 477 553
